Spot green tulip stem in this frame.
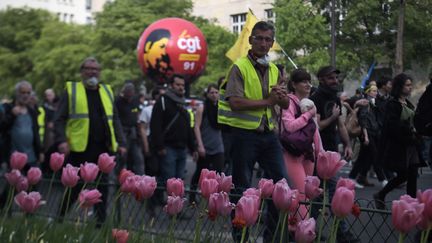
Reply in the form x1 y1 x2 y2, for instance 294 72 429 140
252 199 265 238
280 212 288 243
398 232 405 243
271 211 283 243
58 187 69 219
47 172 56 200
240 226 247 243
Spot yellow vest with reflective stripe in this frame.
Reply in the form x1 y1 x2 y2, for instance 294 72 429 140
188 109 195 128
217 57 278 130
65 81 118 152
37 106 45 143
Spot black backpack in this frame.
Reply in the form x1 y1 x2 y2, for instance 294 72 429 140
414 82 432 136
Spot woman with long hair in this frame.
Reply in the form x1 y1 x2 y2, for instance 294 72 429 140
374 73 422 209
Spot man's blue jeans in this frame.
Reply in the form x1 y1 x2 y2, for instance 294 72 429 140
158 146 187 184
230 127 288 241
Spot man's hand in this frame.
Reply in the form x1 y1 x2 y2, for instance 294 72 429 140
354 98 369 107
192 151 199 162
197 145 206 158
344 146 353 160
363 136 370 146
331 104 341 119
58 142 70 155
118 146 127 156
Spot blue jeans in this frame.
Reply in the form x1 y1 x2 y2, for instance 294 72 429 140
230 128 288 241
157 146 187 184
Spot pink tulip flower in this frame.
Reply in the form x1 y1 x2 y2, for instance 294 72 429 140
61 164 80 188
216 173 233 193
16 177 29 192
233 194 260 227
417 189 432 229
27 167 42 186
208 192 234 220
79 189 102 208
98 153 116 174
243 188 262 199
331 187 355 218
199 169 217 189
392 195 424 234
14 191 43 214
134 176 157 201
80 162 100 183
49 152 65 172
336 177 355 191
258 178 274 198
272 178 299 213
295 218 317 243
200 178 219 199
305 176 323 200
10 151 27 170
167 178 185 197
112 228 129 243
316 151 347 180
118 168 135 185
164 195 186 216
5 169 22 187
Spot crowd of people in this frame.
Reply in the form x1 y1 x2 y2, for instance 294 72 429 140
0 21 431 243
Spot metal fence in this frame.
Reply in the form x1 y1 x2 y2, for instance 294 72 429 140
1 177 421 243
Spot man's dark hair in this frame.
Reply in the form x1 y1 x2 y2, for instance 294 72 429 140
169 74 185 84
151 87 164 99
391 73 412 98
80 57 100 71
377 76 391 89
251 21 275 38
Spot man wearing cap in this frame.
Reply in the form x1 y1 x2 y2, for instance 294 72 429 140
218 21 289 241
310 66 359 243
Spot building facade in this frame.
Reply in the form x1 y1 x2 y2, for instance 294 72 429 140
0 0 111 24
191 0 275 34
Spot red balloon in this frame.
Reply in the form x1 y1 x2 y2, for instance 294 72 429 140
137 18 208 85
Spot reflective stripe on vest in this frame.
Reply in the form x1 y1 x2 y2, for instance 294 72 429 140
66 82 118 152
188 109 195 128
217 57 278 130
37 107 45 143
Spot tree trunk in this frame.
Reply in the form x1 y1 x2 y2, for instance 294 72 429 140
394 0 405 74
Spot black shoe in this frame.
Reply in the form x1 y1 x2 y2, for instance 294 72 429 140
337 230 360 243
373 193 386 210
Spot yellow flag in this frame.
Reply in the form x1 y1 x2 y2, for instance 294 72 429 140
225 10 281 62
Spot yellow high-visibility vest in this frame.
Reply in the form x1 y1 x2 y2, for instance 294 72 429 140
65 81 117 152
37 106 45 143
217 57 278 130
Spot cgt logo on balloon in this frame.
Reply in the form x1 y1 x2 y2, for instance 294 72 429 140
137 18 208 85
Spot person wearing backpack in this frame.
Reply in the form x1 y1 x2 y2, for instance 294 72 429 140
374 73 424 209
280 68 323 222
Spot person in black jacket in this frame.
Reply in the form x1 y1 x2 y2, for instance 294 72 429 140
0 81 43 172
374 73 422 209
150 75 196 189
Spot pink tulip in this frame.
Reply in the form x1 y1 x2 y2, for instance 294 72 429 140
316 151 347 180
305 176 323 200
14 191 43 214
167 178 185 197
61 164 80 188
112 228 129 243
49 152 65 172
336 177 355 191
392 195 424 234
199 169 217 189
118 168 135 185
233 195 260 227
120 175 140 194
208 192 234 220
5 169 22 186
258 178 274 198
16 177 29 192
79 189 102 208
10 152 27 170
243 188 262 199
134 176 157 201
164 195 186 216
216 173 233 193
295 218 316 243
98 153 116 174
200 178 219 199
80 162 100 183
27 167 42 186
272 178 299 213
331 187 355 218
417 189 432 228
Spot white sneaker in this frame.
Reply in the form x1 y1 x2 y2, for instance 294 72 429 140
354 181 364 189
381 180 388 187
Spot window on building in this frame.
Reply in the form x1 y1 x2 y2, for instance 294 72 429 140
63 13 68 22
265 9 275 23
70 14 74 23
86 0 92 10
57 12 61 20
231 13 247 34
86 17 93 24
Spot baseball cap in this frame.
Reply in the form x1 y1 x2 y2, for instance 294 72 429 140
317 66 340 78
